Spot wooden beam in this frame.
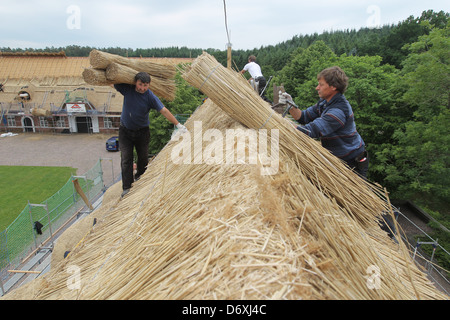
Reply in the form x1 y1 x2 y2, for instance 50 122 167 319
73 178 94 210
8 270 41 274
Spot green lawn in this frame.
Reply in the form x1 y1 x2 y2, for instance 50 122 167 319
0 166 77 230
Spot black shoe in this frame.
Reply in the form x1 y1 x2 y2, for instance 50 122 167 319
121 188 130 198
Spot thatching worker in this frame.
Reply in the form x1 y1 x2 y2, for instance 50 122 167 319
282 66 369 178
240 55 271 103
114 72 187 197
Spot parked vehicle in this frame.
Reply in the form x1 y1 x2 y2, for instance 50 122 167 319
106 136 119 151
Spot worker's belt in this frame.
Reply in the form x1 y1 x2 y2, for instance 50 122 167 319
120 124 148 133
255 76 265 82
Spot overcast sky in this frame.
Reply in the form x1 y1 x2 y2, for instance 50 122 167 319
0 0 448 51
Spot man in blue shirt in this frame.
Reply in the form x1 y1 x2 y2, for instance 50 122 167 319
285 66 369 178
114 72 186 197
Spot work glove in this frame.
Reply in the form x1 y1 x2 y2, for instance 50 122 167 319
176 123 188 134
171 123 188 141
278 91 293 104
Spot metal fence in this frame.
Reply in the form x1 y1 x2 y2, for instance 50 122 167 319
0 159 105 272
392 205 450 296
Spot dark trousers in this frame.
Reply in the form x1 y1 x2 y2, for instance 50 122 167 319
119 125 150 190
255 76 271 103
345 150 369 179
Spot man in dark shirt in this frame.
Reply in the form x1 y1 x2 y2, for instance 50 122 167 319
114 72 186 197
284 66 368 178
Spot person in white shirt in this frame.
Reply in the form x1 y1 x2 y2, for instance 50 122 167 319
240 55 271 103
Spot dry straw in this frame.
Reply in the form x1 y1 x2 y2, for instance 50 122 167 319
2 54 447 300
180 52 389 227
89 49 176 79
82 49 177 101
82 68 112 87
105 62 176 101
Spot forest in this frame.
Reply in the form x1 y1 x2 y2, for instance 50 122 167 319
1 10 448 237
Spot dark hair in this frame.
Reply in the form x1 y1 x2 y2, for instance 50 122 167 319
135 72 151 84
317 66 348 93
248 55 256 62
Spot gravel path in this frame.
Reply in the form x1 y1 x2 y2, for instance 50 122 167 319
0 132 121 187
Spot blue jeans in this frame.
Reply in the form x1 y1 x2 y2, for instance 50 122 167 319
119 125 150 190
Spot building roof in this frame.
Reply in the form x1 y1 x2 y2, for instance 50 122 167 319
0 53 193 114
0 56 89 80
0 53 192 80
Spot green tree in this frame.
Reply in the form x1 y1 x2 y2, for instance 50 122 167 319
274 41 337 96
376 23 450 207
401 22 450 120
273 42 401 183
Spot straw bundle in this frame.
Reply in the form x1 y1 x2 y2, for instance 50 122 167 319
30 107 51 117
181 52 389 227
89 49 176 79
105 62 138 84
2 99 447 300
105 63 176 100
82 68 112 86
82 50 177 101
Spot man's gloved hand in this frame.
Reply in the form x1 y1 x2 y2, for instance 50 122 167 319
176 123 188 134
278 91 293 104
171 123 188 140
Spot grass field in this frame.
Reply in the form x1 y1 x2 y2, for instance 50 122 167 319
0 166 77 230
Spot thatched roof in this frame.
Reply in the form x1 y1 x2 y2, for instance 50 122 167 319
1 53 447 300
0 54 193 112
2 107 447 300
0 54 191 80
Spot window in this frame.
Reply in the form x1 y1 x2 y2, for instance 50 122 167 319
104 117 113 129
56 117 66 128
39 117 49 128
7 116 15 127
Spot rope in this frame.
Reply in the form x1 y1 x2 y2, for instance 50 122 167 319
223 0 231 45
259 110 276 129
199 64 221 91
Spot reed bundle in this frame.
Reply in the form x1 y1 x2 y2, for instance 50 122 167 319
89 49 176 79
30 107 51 117
82 68 112 86
2 99 447 300
105 63 176 101
181 52 389 227
82 50 177 101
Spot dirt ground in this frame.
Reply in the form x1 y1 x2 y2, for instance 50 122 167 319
0 132 122 187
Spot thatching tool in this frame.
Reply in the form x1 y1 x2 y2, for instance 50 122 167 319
281 100 299 117
272 91 299 118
